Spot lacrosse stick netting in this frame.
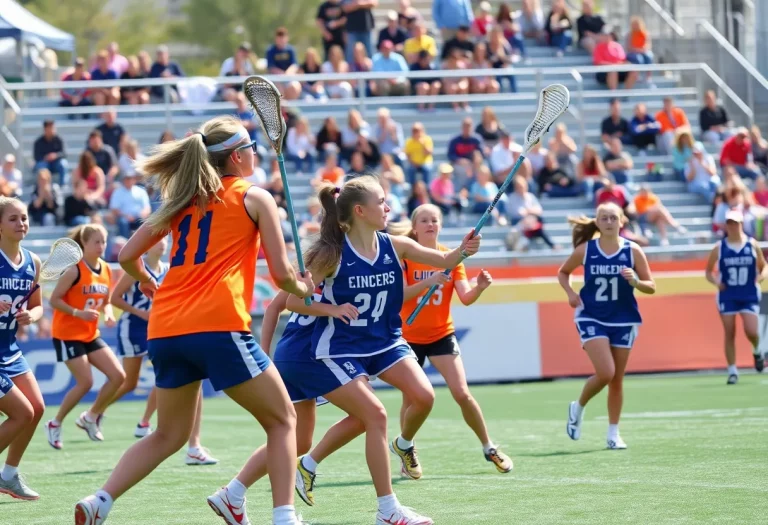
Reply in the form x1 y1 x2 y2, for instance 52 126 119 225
19 238 83 308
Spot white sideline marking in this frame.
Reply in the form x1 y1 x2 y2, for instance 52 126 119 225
596 407 767 419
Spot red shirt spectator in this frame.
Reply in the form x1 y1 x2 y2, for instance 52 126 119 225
593 39 626 65
595 182 630 209
720 131 752 167
60 59 92 102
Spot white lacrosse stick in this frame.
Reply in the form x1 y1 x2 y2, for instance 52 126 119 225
18 238 83 309
407 84 570 325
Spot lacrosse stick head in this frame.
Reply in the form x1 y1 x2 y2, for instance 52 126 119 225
243 76 287 154
39 238 83 282
522 84 571 152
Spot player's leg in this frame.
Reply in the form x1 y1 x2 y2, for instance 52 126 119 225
740 311 764 372
606 346 632 449
136 387 157 437
78 346 126 440
567 336 614 441
398 345 427 433
429 354 512 473
720 313 739 383
185 390 218 465
0 377 33 462
108 356 143 406
47 355 92 449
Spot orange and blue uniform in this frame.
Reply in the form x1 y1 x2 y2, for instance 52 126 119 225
147 175 271 391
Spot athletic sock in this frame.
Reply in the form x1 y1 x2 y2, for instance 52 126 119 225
226 479 247 506
574 402 585 418
187 446 201 456
482 442 497 455
728 364 738 376
301 454 318 473
51 419 61 426
377 493 399 514
95 490 114 511
1 464 17 481
753 345 762 356
396 435 414 450
273 504 296 524
607 424 619 440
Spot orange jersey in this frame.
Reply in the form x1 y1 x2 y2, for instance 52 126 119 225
52 259 112 342
401 245 467 345
148 175 260 339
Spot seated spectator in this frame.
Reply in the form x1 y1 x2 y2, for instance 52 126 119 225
218 43 256 101
379 10 409 54
490 131 527 188
64 178 99 226
750 125 768 171
655 97 690 154
518 0 546 40
441 25 475 61
286 117 317 174
245 152 267 188
265 27 302 100
548 123 578 174
148 45 184 103
346 151 369 181
601 98 630 146
468 43 501 95
625 16 654 85
33 120 68 185
576 0 605 53
370 41 410 96
538 151 579 197
507 176 556 249
158 130 175 144
95 110 124 154
59 58 93 118
120 56 150 105
487 27 518 92
496 2 526 56
118 138 145 179
448 118 484 185
381 177 406 222
137 51 152 76
373 108 405 163
380 153 407 199
593 29 638 90
753 176 768 207
266 161 287 209
72 151 107 208
109 172 151 238
341 109 370 163
355 131 381 170
298 48 327 101
234 92 261 144
577 144 608 195
545 0 573 57
633 185 685 245
89 50 120 106
350 42 373 74
321 45 354 99
629 103 661 151
441 48 470 112
408 180 430 215
672 129 699 180
86 129 119 185
404 22 438 64
106 42 129 76
602 137 634 184
527 141 549 180
28 169 61 226
472 2 495 39
720 128 762 180
429 163 462 216
409 50 442 111
685 142 720 203
475 106 506 151
470 165 507 224
700 90 735 144
316 117 343 161
404 121 434 185
1 154 22 197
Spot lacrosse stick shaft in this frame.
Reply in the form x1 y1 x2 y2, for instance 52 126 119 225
17 284 40 310
406 154 526 325
277 154 312 306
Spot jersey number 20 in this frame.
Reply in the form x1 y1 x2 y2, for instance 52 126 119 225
171 211 213 267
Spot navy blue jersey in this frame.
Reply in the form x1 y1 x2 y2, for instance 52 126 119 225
576 238 642 326
718 238 759 303
118 262 169 340
0 248 36 365
312 232 405 359
274 289 323 362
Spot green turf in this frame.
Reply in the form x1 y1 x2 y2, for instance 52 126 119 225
4 374 767 524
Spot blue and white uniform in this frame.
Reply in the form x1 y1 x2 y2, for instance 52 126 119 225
117 262 169 357
311 232 414 390
575 238 642 349
717 237 760 315
0 248 37 398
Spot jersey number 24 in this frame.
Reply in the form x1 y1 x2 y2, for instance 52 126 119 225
350 291 388 327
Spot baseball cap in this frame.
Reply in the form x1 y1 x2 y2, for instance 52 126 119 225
725 209 744 223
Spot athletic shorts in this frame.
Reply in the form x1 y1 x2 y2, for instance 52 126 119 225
0 356 31 399
576 321 639 349
718 298 759 316
53 338 109 363
117 328 148 358
409 333 460 368
148 331 271 391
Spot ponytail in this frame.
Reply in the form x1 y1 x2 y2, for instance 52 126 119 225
568 216 600 248
304 184 345 273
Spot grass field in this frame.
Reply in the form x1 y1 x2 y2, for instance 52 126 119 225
4 373 767 524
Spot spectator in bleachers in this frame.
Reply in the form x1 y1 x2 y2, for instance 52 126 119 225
159 130 175 144
85 130 119 184
518 0 547 41
346 151 368 180
508 175 555 249
265 28 302 100
626 16 654 86
577 144 608 195
398 0 423 32
95 110 124 154
321 45 354 99
233 93 262 145
441 48 471 111
59 58 92 118
118 138 145 179
671 129 698 180
576 0 605 53
469 43 501 95
594 178 649 245
408 180 430 215
379 11 409 54
218 43 257 102
471 165 507 224
404 121 434 185
410 50 442 111
442 25 475 61
266 160 286 209
28 169 61 226
72 151 106 208
313 148 344 187
527 140 549 180
685 142 720 203
373 108 405 163
720 128 761 180
487 27 518 92
106 42 129 76
539 151 579 197
342 0 376 63
0 154 21 197
433 0 474 42
33 120 68 185
655 97 690 154
286 117 317 174
380 153 407 198
317 0 347 59
629 103 660 151
109 172 150 238
430 163 462 216
382 177 406 221
298 48 328 101
475 107 505 150
602 137 634 184
316 117 343 161
699 90 735 144
633 185 685 245
64 178 99 226
600 98 630 147
245 152 267 188
149 45 184 103
545 0 573 57
299 196 322 238
448 118 483 181
548 123 578 174
370 40 410 96
472 2 495 38
350 41 373 74
89 50 121 106
753 176 768 207
750 125 768 171
593 29 638 90
137 51 152 77
712 185 756 236
355 131 381 169
404 22 438 64
495 3 526 57
341 109 370 162
119 56 150 105
490 130 523 186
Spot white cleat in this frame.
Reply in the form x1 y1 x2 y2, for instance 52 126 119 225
45 420 63 450
74 494 110 525
376 506 434 525
134 423 152 438
607 436 628 450
186 447 219 465
207 487 251 525
566 401 584 441
75 412 104 442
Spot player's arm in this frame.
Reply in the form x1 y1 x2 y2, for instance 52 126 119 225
49 265 97 321
705 243 722 288
118 223 168 284
15 253 44 327
261 291 289 355
454 268 492 306
623 245 656 295
110 272 148 321
403 271 451 301
390 230 481 270
285 293 359 324
557 243 586 302
752 239 768 282
244 186 312 299
102 268 116 326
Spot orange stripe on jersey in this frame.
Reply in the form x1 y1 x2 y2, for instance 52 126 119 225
52 259 112 342
401 244 467 345
148 176 260 339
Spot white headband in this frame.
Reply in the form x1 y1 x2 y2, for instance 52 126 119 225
206 128 250 153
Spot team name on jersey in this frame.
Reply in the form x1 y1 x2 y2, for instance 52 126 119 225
588 264 627 276
82 284 109 295
413 270 437 281
0 277 33 291
722 256 754 266
348 271 397 289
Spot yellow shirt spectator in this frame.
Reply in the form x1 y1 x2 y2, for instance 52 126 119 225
404 35 437 61
405 135 434 166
